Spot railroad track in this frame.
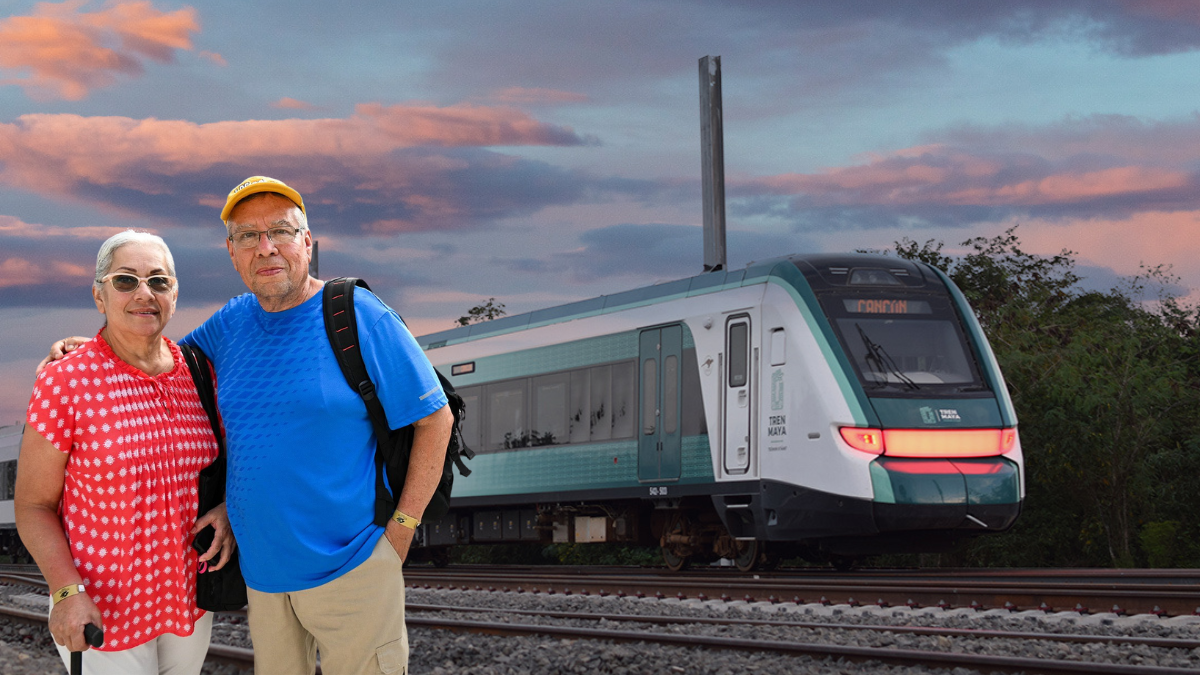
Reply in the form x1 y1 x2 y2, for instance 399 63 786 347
404 565 1200 617
5 567 1200 673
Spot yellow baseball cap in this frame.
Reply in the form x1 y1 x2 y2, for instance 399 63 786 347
221 176 305 222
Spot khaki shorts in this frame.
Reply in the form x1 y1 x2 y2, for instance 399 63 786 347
247 536 408 675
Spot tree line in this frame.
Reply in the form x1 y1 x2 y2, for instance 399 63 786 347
885 227 1200 568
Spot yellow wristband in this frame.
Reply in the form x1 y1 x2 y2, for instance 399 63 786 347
391 510 420 530
52 584 85 605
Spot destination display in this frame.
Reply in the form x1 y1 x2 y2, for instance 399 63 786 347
842 298 932 315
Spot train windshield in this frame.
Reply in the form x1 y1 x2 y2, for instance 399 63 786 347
820 294 987 396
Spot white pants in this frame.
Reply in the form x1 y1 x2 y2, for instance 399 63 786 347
54 611 213 675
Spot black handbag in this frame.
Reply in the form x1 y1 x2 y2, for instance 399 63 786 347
180 343 248 612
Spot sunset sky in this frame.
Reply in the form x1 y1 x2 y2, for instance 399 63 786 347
4 1 1200 423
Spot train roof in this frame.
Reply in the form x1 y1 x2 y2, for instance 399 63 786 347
418 252 935 350
0 423 22 463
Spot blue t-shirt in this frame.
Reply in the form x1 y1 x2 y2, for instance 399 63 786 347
182 288 447 592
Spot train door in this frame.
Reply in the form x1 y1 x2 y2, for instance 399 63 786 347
724 315 752 474
638 325 682 481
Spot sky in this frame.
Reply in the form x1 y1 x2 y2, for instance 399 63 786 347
4 0 1200 423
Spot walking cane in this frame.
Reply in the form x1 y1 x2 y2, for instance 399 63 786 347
69 624 104 675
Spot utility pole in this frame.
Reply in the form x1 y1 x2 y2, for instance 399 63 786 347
700 55 727 273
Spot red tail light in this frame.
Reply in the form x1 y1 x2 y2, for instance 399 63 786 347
839 427 1018 458
839 427 884 455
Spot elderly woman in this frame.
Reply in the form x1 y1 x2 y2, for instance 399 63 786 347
16 230 234 675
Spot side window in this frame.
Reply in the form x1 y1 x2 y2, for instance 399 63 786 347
486 381 526 451
458 386 482 453
471 358 640 450
663 355 679 434
0 460 14 500
610 361 636 439
729 322 748 387
589 365 613 441
531 374 569 446
641 358 657 435
569 370 591 443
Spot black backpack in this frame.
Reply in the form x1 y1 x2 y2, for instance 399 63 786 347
322 277 474 527
179 343 248 611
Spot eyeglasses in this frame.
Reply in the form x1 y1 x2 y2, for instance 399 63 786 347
228 226 303 249
99 273 176 294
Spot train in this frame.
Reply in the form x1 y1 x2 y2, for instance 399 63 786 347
412 252 1024 570
0 423 26 562
0 251 1023 571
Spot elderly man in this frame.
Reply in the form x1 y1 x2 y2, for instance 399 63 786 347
198 177 452 675
51 176 452 675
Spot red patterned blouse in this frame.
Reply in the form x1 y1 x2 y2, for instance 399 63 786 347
26 329 218 650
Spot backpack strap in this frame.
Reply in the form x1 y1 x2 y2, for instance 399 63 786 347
322 277 396 525
180 343 224 458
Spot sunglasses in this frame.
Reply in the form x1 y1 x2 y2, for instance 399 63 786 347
99 273 177 294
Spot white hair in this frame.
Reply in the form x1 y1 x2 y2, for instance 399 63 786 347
94 230 176 284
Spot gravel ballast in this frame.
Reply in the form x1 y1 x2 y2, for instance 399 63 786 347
4 582 1200 673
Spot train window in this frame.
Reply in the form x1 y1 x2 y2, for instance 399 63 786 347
0 460 14 500
569 370 590 444
611 361 636 439
728 322 748 387
458 387 482 453
590 365 613 441
663 355 679 434
770 328 786 366
531 374 569 446
642 359 657 435
834 316 981 392
486 381 527 451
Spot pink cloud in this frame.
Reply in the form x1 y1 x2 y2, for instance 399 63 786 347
1020 211 1200 280
272 97 317 110
0 0 200 100
0 214 127 239
1118 0 1200 25
0 255 91 289
743 136 1195 213
0 104 588 232
0 103 581 192
198 50 225 66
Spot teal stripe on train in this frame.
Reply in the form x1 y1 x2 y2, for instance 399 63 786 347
454 435 714 497
446 325 695 387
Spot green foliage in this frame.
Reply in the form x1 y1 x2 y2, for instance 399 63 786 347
456 298 506 326
891 226 1200 568
546 543 661 566
448 543 555 565
445 542 661 566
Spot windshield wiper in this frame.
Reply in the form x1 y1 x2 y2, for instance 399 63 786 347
856 324 919 390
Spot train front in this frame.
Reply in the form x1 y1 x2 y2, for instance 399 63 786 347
762 255 1023 557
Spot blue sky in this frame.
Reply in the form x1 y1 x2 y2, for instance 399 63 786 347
3 0 1200 422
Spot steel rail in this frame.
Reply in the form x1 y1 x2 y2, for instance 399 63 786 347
408 615 1200 675
407 602 1200 650
0 603 256 671
404 567 1200 616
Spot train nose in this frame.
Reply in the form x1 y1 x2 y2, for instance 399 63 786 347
870 456 1021 532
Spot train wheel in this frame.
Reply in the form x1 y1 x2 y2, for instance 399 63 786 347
660 512 692 572
733 539 759 572
662 546 690 571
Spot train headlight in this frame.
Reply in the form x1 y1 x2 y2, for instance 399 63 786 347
838 427 1019 457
